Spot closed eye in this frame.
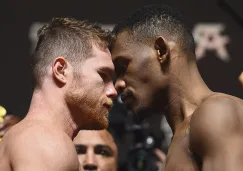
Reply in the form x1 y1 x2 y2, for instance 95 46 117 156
98 67 114 83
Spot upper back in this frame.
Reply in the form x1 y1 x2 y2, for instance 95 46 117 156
0 119 80 171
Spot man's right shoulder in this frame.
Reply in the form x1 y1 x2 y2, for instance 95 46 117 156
6 122 75 155
6 122 59 147
5 123 79 171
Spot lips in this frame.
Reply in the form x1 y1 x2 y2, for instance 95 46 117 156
104 98 113 111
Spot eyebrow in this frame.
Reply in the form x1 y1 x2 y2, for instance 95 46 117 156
74 144 86 147
75 144 86 148
98 66 115 78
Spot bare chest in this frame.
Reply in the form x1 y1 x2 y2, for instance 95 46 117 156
164 123 201 171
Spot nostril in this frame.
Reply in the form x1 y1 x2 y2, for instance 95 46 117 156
117 93 124 104
114 87 123 96
120 93 126 103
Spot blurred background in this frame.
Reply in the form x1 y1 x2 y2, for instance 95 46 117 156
1 0 243 170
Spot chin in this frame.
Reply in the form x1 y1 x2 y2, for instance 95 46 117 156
98 119 109 129
94 118 109 130
83 123 108 130
82 116 108 130
132 104 155 123
130 108 147 124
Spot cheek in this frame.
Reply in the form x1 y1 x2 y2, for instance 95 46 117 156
134 58 157 84
81 73 105 95
136 86 152 102
77 155 84 165
82 71 101 85
135 83 161 109
98 158 116 169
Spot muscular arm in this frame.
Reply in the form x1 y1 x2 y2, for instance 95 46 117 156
190 96 243 171
8 129 79 171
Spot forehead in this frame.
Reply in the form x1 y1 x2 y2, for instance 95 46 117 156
74 130 114 146
111 32 149 61
88 44 114 69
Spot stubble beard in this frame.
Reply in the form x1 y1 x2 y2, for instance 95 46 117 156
65 80 108 130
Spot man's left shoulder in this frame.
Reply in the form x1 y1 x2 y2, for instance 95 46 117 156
189 93 243 156
192 94 243 127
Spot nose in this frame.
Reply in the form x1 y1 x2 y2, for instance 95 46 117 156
83 150 98 171
105 82 118 99
115 78 126 93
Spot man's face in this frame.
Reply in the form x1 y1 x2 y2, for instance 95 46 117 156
111 32 168 120
73 130 117 171
65 44 117 130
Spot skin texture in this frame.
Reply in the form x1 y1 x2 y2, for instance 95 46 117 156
0 115 21 138
112 31 243 171
64 45 117 130
239 72 243 88
73 130 118 171
0 44 117 171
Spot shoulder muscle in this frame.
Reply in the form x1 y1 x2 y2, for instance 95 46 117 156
190 96 242 156
8 126 79 171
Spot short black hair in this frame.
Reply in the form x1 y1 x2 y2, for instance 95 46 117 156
112 4 195 57
32 17 112 88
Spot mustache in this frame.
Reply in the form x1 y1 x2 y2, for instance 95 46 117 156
120 91 134 103
106 98 113 106
104 98 113 110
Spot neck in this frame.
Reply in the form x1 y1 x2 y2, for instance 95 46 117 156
27 87 79 139
163 60 213 133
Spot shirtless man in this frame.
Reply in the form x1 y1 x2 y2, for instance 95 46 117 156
0 17 117 171
111 4 243 171
0 114 21 139
74 130 118 171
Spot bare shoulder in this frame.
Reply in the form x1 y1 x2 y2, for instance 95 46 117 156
5 120 79 171
191 93 243 129
189 93 243 154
